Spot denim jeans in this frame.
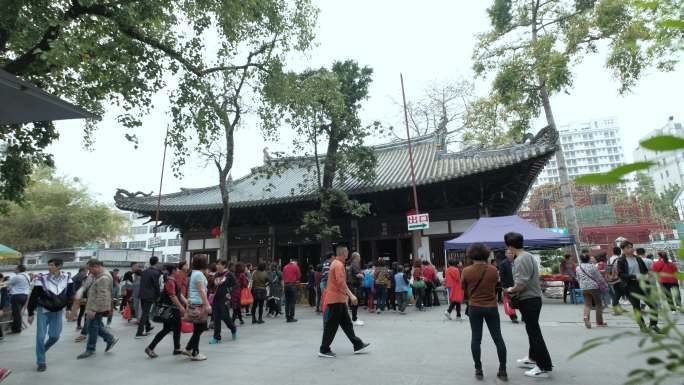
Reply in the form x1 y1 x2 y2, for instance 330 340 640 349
468 306 507 370
375 284 387 311
136 299 153 335
518 297 552 371
396 291 408 312
86 312 114 352
35 308 63 364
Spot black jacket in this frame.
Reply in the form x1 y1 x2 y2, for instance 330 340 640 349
617 256 648 284
27 273 74 316
498 259 515 288
139 266 161 301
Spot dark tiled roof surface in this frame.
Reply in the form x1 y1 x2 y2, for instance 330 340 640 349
115 127 558 213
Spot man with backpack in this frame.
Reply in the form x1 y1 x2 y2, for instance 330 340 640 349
136 256 161 338
27 258 73 372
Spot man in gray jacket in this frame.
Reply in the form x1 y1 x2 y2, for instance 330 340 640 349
505 232 552 379
77 259 118 359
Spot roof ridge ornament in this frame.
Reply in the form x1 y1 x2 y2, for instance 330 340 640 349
115 189 153 199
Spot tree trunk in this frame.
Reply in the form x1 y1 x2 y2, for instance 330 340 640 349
219 170 231 261
319 129 340 254
532 1 579 256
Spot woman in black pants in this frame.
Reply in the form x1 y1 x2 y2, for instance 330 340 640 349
145 264 186 358
462 243 508 382
251 263 269 324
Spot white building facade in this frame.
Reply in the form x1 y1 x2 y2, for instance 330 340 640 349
110 212 182 262
535 117 626 185
633 117 684 196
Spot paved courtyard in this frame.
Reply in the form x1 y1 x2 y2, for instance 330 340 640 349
1 299 682 385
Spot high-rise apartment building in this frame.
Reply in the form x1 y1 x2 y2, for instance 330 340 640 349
633 117 684 196
535 117 625 185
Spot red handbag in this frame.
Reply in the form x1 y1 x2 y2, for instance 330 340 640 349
122 303 132 320
181 320 194 333
240 288 254 306
503 293 516 316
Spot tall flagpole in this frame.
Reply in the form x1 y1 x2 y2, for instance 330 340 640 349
400 74 422 261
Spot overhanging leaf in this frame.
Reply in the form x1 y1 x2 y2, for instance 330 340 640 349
574 162 654 185
640 135 684 151
659 20 684 30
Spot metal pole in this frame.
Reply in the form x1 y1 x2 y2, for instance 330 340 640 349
400 73 420 213
151 126 170 260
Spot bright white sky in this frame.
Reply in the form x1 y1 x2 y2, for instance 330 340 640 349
47 1 683 205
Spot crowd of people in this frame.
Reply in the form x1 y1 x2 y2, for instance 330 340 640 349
2 231 682 383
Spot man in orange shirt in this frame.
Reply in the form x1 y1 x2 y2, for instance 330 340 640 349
318 245 371 358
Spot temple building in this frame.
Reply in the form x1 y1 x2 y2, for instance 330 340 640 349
115 127 558 269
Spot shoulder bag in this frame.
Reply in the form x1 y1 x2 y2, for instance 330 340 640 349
580 265 609 293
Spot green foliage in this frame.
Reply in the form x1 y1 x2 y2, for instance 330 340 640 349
0 0 317 207
575 161 655 184
472 0 683 143
0 167 128 252
487 0 513 33
261 60 379 240
572 269 684 385
641 135 684 151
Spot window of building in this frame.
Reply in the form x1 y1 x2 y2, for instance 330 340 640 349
130 226 148 235
167 238 181 247
110 242 126 249
128 241 147 249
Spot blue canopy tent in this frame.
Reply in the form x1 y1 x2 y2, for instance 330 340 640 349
444 215 574 251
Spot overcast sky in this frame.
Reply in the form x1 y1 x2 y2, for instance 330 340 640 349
47 1 683 205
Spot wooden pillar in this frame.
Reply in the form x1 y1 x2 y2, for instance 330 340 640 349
268 226 276 262
371 239 377 262
350 219 360 252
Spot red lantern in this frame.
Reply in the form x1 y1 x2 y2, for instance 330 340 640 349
211 227 221 237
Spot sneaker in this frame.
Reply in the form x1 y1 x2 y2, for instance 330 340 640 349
209 337 222 345
524 366 551 378
517 357 536 369
146 326 155 333
144 347 158 358
443 311 452 320
77 351 95 360
286 318 298 323
37 363 46 372
173 350 185 355
650 325 663 334
0 368 12 381
105 337 119 353
353 343 371 354
257 320 265 324
318 351 337 358
376 310 381 314
190 354 207 361
231 331 239 341
353 319 365 326
181 349 193 357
